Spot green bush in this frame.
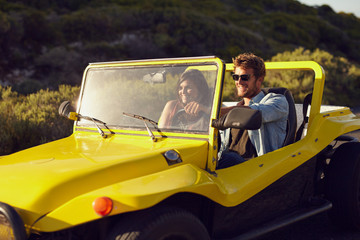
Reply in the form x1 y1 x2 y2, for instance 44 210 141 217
267 47 360 106
0 85 80 155
2 0 360 88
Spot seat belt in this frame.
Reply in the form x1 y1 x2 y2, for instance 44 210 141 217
295 93 312 141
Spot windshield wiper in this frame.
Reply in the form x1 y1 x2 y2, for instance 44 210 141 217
78 114 114 138
123 112 161 142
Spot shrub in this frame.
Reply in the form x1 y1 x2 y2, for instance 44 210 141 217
0 85 80 155
267 47 360 106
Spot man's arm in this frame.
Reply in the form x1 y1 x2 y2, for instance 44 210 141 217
249 93 289 123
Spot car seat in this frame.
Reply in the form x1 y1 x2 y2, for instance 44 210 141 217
262 87 297 146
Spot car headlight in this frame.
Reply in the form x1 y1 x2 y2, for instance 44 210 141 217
0 202 27 240
163 150 182 166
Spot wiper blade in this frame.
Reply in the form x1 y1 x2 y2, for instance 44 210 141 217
78 114 114 138
123 112 158 126
123 112 160 142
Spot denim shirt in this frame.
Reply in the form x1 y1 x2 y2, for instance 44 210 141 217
248 91 289 156
218 91 289 159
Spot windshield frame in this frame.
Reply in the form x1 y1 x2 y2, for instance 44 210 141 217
75 56 224 136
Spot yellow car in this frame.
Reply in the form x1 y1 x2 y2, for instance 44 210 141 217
1 56 360 240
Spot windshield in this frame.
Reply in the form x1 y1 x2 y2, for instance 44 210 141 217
77 63 218 134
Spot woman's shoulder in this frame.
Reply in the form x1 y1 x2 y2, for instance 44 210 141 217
161 100 180 115
164 100 178 109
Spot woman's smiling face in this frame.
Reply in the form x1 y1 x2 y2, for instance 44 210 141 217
178 80 200 105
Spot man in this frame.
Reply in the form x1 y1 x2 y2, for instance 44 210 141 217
217 53 289 169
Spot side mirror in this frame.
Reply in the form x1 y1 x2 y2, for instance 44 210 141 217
59 101 77 120
212 107 262 130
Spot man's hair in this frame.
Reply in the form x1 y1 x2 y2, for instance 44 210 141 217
233 53 266 79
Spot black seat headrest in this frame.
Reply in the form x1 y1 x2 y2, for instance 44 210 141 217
262 87 297 146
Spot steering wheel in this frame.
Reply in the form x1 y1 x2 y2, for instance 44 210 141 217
171 109 188 128
171 109 207 130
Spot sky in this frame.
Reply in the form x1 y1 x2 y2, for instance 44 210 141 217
298 0 360 17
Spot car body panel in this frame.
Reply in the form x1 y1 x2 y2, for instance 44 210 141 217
32 164 217 231
215 107 360 203
0 132 209 231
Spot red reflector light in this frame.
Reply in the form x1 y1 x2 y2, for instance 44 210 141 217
92 197 113 216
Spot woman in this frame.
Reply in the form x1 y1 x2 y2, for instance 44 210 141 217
159 69 211 130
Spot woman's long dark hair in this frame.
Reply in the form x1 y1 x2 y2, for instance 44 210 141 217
176 69 210 106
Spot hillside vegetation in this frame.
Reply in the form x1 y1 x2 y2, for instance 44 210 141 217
1 0 360 90
0 85 79 155
0 0 359 154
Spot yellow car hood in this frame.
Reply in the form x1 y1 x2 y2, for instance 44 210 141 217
0 132 208 217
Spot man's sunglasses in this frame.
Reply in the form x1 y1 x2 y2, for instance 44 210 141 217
232 74 251 81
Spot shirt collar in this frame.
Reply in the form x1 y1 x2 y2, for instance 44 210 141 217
250 91 265 104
